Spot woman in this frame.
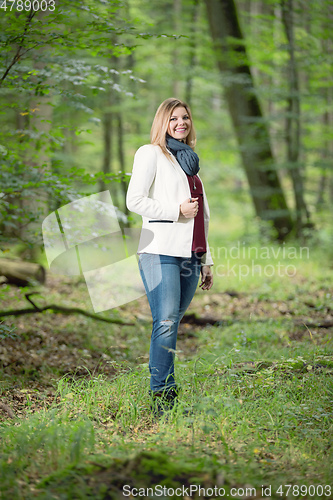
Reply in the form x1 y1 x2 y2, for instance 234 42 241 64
126 98 213 415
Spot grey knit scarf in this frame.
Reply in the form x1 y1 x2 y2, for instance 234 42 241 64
166 134 200 176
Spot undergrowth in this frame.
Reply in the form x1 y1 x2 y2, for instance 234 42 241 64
0 240 332 499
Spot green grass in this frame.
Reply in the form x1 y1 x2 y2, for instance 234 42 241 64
1 345 332 498
0 233 332 498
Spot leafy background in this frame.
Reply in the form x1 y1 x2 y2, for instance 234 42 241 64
0 0 332 498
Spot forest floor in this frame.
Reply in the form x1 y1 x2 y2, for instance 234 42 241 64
0 260 332 499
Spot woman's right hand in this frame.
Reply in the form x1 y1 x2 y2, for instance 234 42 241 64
180 197 199 218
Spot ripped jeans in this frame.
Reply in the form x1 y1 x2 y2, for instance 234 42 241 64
138 252 201 393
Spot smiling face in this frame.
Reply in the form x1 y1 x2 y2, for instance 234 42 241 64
167 106 192 141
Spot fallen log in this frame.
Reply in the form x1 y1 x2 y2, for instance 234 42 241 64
181 314 333 330
181 312 220 326
0 258 45 286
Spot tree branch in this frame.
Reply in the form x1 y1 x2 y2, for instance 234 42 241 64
0 293 134 326
0 8 37 87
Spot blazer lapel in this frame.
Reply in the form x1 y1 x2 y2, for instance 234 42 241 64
167 152 191 196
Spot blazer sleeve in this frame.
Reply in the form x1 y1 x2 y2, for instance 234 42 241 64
126 145 180 221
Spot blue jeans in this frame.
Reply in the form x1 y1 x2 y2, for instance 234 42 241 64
138 252 201 393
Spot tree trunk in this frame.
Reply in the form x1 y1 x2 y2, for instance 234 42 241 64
21 9 53 258
100 104 112 189
281 0 312 234
317 3 333 207
116 111 130 226
204 0 293 240
317 90 331 208
185 0 199 107
99 87 119 208
172 0 182 97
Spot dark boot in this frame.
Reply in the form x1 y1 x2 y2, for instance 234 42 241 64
150 387 179 418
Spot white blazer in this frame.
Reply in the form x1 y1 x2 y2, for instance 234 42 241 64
126 144 213 266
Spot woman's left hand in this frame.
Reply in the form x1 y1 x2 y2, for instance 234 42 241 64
199 265 213 291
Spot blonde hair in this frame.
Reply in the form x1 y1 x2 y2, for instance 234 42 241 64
150 98 196 156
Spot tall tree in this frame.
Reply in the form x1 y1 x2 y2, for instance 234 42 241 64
100 82 117 203
281 0 312 234
204 0 293 240
185 0 200 106
316 2 333 207
173 0 182 97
